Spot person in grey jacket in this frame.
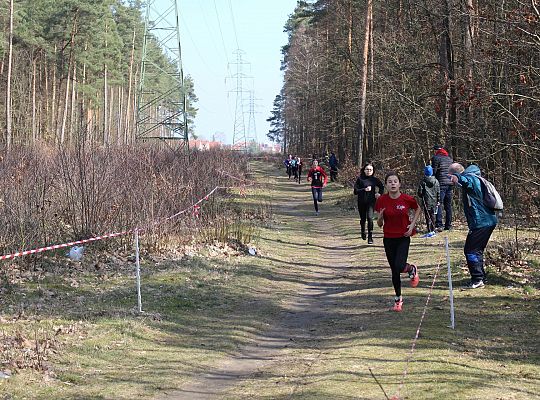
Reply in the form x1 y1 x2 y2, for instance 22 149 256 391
417 165 440 233
449 163 498 289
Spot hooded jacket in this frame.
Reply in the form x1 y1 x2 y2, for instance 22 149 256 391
417 176 440 208
453 164 498 229
431 149 453 186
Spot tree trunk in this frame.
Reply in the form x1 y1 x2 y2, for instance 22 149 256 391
125 28 136 144
103 64 108 145
440 0 456 144
60 64 71 144
357 0 372 167
69 63 77 143
32 56 37 143
51 45 57 142
5 0 14 148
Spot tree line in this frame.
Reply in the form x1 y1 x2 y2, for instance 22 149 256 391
268 0 539 212
0 0 197 147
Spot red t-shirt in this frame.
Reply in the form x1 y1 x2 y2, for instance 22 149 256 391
375 193 419 238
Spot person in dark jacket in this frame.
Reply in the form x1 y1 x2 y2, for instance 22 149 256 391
284 154 293 179
295 156 303 184
354 162 384 244
449 163 498 289
431 145 454 231
329 152 339 182
417 165 440 233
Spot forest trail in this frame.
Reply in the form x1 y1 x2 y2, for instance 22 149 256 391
157 162 380 399
156 162 540 400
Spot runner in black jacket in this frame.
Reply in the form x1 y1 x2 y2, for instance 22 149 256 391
354 162 384 244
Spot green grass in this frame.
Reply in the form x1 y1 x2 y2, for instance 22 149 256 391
1 162 539 399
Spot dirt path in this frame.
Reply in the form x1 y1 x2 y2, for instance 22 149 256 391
157 163 540 400
157 165 371 399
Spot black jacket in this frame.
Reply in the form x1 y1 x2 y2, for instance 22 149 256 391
431 153 453 186
354 176 384 204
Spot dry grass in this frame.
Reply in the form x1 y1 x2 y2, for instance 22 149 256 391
1 161 538 399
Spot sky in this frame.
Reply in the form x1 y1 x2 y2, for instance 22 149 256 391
175 0 297 144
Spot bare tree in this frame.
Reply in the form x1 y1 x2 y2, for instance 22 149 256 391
5 0 14 148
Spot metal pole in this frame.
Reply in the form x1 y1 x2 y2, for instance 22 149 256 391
445 237 455 329
134 228 142 313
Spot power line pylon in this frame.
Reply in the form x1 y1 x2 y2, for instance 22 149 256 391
246 90 261 151
228 49 251 152
136 0 189 151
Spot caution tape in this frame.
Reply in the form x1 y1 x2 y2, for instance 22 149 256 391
0 174 252 262
394 241 446 399
0 230 131 261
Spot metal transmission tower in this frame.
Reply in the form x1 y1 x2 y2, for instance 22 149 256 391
136 0 189 150
246 90 260 151
228 49 251 152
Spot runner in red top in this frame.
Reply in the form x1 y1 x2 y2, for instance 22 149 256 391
307 160 328 216
375 171 421 312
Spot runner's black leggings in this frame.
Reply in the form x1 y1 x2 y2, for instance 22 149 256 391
383 237 410 297
358 201 374 233
297 166 302 183
311 187 323 212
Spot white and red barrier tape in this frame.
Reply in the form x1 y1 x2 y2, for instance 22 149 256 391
0 173 253 262
394 243 445 399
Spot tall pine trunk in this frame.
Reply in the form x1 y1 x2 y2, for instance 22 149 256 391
32 56 37 143
357 0 372 167
5 0 14 148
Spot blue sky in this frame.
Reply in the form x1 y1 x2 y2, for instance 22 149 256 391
176 0 296 144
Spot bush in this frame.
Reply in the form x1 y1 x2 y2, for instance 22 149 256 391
0 144 249 258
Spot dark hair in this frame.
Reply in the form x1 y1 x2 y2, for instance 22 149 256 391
384 171 401 183
360 161 375 178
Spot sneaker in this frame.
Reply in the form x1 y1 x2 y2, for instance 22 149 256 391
367 234 373 245
435 227 443 232
391 298 403 312
444 226 453 231
361 231 366 240
315 211 319 216
408 264 419 288
462 280 485 289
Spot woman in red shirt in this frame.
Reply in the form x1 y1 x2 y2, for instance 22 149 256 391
307 160 328 216
375 172 421 312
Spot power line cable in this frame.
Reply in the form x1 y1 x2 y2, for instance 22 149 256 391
227 0 240 50
179 13 220 77
213 0 230 64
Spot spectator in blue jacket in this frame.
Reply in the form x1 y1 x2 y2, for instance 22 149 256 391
449 163 498 289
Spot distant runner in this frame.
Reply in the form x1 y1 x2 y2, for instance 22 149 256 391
284 154 293 179
307 160 328 216
296 156 303 184
354 162 384 244
375 171 421 312
290 156 298 181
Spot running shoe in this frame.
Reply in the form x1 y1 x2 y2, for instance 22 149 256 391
462 280 485 289
408 264 419 288
391 298 403 312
